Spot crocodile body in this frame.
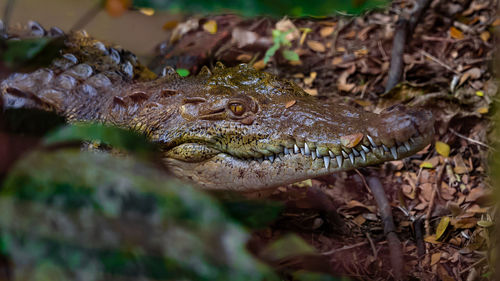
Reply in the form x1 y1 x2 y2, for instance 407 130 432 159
1 22 434 191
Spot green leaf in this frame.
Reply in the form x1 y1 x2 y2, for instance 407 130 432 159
1 37 65 70
282 49 300 61
292 271 346 281
261 234 315 261
43 123 157 156
0 148 279 281
220 198 283 228
176 68 190 77
132 0 389 17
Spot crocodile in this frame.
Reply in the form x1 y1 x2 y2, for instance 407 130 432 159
1 21 434 191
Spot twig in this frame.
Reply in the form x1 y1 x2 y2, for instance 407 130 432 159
459 257 487 275
424 162 445 236
70 2 103 31
413 218 426 256
321 241 368 255
449 128 494 151
2 0 15 29
367 176 404 280
385 0 432 92
365 232 378 259
419 49 461 75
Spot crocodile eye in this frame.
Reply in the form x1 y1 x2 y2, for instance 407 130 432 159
229 103 245 116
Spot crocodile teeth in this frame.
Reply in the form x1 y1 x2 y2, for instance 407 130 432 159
294 144 299 154
404 141 411 151
122 61 134 78
268 155 275 163
284 147 290 155
382 144 389 152
390 146 398 160
342 150 349 158
367 135 377 147
324 156 330 169
360 150 366 161
300 148 305 155
349 153 355 165
311 151 317 160
257 158 264 163
304 143 310 155
316 148 321 157
336 155 343 168
352 148 360 156
361 145 370 153
409 137 416 144
329 150 335 158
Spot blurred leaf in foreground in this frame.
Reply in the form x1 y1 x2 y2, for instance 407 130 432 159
132 0 388 17
44 123 157 158
0 147 277 281
1 37 65 71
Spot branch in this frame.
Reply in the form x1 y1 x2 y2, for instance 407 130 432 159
367 176 404 280
385 0 432 92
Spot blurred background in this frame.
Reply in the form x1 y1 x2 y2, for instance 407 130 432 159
1 0 180 56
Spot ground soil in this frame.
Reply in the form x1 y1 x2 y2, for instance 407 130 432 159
158 0 497 279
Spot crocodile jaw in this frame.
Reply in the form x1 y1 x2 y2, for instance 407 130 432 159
164 130 433 191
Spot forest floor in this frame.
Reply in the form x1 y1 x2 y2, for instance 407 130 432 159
157 0 497 280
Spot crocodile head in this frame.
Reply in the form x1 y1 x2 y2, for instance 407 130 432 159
155 64 434 190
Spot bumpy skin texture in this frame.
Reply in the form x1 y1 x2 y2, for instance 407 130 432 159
1 22 434 191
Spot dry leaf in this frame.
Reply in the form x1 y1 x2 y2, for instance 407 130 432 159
232 28 259 48
353 215 366 226
253 59 266 70
306 40 326 53
304 72 317 86
452 217 477 229
304 89 318 96
424 235 441 244
276 18 300 42
492 18 500 26
420 161 434 169
320 26 335 37
435 141 450 157
340 133 364 148
480 31 490 42
202 20 217 34
449 27 464 40
336 47 346 52
436 217 450 240
236 53 253 62
331 56 343 65
431 252 442 266
459 67 481 85
477 220 493 228
344 30 356 39
354 48 368 57
170 18 199 43
285 100 296 108
162 20 179 30
337 65 356 92
477 107 489 114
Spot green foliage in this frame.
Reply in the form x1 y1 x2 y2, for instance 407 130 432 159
132 0 388 17
44 123 157 158
0 37 65 70
260 234 315 261
219 198 283 229
0 147 278 281
264 29 299 64
176 68 190 77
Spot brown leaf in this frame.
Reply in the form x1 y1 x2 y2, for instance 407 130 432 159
459 67 481 86
449 27 464 40
232 28 259 48
480 31 490 42
451 217 477 229
337 65 356 92
320 26 335 37
492 18 500 26
306 40 326 53
304 72 317 86
420 183 434 201
304 89 318 96
253 59 266 70
276 18 300 42
236 53 253 62
430 253 441 266
285 100 296 108
340 133 364 148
